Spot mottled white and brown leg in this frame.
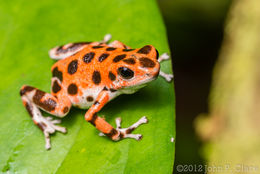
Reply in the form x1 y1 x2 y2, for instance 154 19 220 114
20 85 71 150
49 34 112 60
49 42 92 60
158 53 174 82
85 88 148 141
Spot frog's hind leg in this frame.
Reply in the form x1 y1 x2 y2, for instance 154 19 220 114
49 42 91 60
158 53 174 82
20 85 72 150
49 34 112 60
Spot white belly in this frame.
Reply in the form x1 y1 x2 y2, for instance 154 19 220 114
71 87 102 109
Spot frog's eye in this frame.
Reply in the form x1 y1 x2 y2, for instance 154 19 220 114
118 67 134 79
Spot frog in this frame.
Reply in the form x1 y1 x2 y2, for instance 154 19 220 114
20 34 173 150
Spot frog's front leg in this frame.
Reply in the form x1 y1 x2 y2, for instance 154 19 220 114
20 85 71 150
158 53 174 82
85 88 148 141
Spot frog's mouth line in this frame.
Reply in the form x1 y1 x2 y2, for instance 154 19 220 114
123 75 156 89
114 72 158 94
120 83 147 94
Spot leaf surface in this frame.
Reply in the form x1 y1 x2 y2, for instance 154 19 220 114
0 0 175 173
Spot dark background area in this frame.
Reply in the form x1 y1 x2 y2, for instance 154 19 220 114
157 0 232 172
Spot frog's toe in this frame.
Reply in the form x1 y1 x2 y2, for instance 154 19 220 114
101 34 112 43
45 118 66 134
158 52 170 62
52 124 67 133
159 71 174 82
99 132 105 136
124 133 143 140
44 131 51 150
46 116 62 124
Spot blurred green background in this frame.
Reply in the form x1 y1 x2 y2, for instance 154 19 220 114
158 0 232 172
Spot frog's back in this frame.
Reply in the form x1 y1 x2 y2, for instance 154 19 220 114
51 45 137 91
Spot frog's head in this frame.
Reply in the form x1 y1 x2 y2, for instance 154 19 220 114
110 45 160 94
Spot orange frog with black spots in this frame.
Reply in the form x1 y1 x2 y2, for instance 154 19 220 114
20 34 173 150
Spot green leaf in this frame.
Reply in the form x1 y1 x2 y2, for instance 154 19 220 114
0 0 175 173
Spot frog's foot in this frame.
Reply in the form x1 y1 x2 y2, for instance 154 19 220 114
159 71 174 82
158 53 170 63
158 52 174 82
99 116 148 140
37 116 67 150
115 116 148 140
100 34 112 44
